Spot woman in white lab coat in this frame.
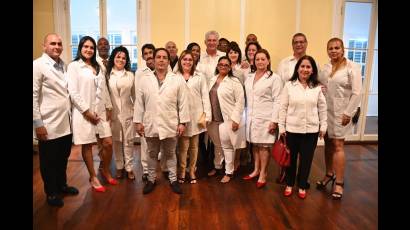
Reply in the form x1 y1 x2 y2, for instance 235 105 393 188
243 49 282 188
279 55 327 199
227 41 245 85
207 56 246 183
316 38 361 200
240 42 262 74
176 50 211 184
67 36 118 193
106 46 136 180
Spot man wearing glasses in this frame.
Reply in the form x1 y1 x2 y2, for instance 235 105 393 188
276 33 309 86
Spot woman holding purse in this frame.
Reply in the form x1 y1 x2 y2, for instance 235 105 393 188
176 50 211 184
243 49 282 188
279 55 327 199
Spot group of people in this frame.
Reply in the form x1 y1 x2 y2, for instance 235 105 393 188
33 30 361 207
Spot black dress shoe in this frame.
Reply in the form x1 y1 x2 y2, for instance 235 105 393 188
47 195 64 207
60 186 79 195
170 181 182 194
143 181 156 194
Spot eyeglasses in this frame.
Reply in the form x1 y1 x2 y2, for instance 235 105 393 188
217 63 230 68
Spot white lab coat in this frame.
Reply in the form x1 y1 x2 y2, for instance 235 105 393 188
67 59 112 144
209 75 246 148
319 59 362 138
33 53 71 140
278 80 327 134
232 64 246 85
133 71 190 140
108 69 135 142
176 71 211 136
97 55 113 110
245 71 282 143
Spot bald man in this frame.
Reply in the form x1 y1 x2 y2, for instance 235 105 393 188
33 33 79 207
165 41 179 73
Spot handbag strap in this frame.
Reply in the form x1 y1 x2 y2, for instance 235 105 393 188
280 134 287 147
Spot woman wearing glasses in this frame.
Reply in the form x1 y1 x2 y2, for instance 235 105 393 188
207 56 246 183
67 36 118 193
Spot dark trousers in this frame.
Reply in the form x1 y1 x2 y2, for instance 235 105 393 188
285 132 319 189
38 134 72 196
197 132 215 171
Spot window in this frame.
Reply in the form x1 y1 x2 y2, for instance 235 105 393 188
342 1 378 140
70 0 137 69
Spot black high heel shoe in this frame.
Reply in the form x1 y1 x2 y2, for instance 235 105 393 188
332 182 344 200
316 173 336 190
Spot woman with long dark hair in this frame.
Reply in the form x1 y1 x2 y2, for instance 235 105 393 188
67 36 118 192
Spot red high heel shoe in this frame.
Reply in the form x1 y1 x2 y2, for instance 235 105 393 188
256 181 266 188
284 186 293 197
243 173 259 180
90 177 106 192
102 172 119 185
298 189 306 199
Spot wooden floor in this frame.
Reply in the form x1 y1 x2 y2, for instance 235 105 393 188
33 143 378 230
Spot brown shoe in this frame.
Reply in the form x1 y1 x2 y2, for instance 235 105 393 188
116 169 124 179
127 171 135 180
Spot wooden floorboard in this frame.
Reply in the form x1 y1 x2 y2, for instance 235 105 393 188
33 143 378 230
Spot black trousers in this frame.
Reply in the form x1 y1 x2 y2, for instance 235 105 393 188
38 134 72 196
197 132 215 171
285 132 319 189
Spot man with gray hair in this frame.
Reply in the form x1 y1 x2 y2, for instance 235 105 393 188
198 30 226 87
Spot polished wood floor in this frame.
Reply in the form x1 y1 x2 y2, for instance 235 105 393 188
33 143 378 230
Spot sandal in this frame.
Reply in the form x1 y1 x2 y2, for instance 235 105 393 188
189 177 197 184
316 173 336 190
178 177 185 184
332 182 344 200
220 174 232 183
127 171 135 180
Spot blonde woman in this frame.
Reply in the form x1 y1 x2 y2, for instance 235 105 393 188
176 50 211 184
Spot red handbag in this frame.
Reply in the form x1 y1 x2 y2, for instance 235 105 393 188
272 135 290 167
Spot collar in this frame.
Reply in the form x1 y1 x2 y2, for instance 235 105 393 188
42 53 65 67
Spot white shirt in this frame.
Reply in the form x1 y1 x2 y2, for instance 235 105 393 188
33 53 71 140
276 55 298 86
279 80 327 134
199 50 226 87
96 55 113 110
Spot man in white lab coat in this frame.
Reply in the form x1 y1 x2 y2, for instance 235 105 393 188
277 33 309 86
134 48 190 195
33 33 79 207
134 43 155 182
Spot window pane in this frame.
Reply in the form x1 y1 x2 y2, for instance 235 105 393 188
342 2 372 135
364 23 378 135
70 0 100 60
107 0 138 71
